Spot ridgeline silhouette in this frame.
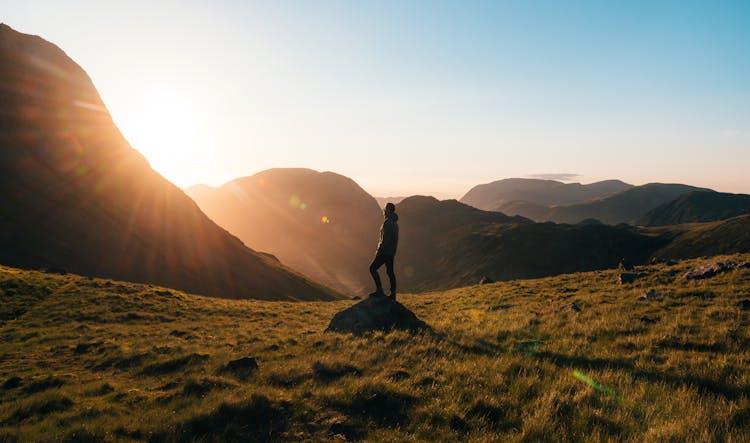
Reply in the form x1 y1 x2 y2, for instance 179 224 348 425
0 24 338 301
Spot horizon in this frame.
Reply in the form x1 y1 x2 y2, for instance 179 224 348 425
3 1 750 196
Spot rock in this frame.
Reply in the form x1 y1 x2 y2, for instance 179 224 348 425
560 302 581 312
640 289 661 300
683 261 749 280
638 316 658 324
735 299 750 311
326 297 428 335
222 357 259 380
618 273 641 284
479 276 495 285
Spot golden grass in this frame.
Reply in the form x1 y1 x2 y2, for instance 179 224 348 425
1 255 750 441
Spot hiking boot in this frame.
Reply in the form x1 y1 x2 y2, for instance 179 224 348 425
368 289 385 298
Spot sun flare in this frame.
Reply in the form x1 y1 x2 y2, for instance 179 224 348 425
111 90 204 186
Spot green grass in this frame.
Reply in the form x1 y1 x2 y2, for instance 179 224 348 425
1 255 750 441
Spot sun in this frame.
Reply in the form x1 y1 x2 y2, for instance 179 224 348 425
110 89 205 187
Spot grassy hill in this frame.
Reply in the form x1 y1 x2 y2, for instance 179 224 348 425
186 168 382 295
2 255 750 441
650 214 750 260
637 191 750 226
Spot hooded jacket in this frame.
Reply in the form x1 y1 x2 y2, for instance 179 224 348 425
376 212 399 256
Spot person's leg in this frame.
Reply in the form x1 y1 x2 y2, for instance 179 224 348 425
369 255 385 295
385 255 396 298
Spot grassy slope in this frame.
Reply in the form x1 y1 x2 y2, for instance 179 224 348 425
1 256 750 442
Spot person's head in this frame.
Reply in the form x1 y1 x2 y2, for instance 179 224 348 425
384 202 396 216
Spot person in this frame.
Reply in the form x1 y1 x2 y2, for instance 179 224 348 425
369 202 399 300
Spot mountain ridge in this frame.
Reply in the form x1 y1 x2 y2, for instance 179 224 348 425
0 24 339 301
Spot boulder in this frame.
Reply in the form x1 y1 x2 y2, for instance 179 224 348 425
326 296 428 335
683 261 749 280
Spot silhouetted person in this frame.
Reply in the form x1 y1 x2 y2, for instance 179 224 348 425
369 202 399 300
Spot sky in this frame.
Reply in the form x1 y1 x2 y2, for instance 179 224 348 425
3 0 750 197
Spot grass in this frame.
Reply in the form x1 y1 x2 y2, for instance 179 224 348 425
1 255 750 441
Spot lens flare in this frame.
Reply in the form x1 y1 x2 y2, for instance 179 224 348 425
290 195 301 207
572 370 614 397
321 216 330 223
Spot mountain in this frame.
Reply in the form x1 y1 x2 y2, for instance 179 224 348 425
544 183 712 225
460 178 633 211
651 214 750 260
636 191 750 226
394 196 665 292
186 168 382 295
0 24 338 301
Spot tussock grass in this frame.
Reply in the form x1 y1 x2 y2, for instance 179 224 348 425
1 256 750 441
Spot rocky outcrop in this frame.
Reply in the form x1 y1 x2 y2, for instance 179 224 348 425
683 261 749 280
326 297 428 335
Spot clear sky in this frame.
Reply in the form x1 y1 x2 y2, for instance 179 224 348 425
3 0 750 197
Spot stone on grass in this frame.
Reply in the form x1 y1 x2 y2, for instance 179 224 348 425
326 296 428 335
684 260 749 280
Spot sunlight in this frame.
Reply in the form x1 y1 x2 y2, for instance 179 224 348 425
111 89 204 187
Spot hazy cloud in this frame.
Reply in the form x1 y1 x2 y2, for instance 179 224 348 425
526 173 581 182
721 129 741 137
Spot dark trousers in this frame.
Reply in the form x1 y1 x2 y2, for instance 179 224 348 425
369 253 396 293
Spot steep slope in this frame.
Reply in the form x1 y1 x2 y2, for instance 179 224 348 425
651 214 750 259
186 169 382 295
637 191 750 226
0 24 338 301
545 183 712 225
395 196 664 292
460 178 632 211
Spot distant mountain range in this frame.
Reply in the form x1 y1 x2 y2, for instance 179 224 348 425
461 178 633 210
0 24 338 301
394 196 665 292
186 168 382 295
461 179 714 225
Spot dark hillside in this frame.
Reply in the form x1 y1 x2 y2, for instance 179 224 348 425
637 191 750 226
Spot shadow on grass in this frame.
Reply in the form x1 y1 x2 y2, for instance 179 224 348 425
536 351 750 400
325 382 418 426
151 394 289 442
